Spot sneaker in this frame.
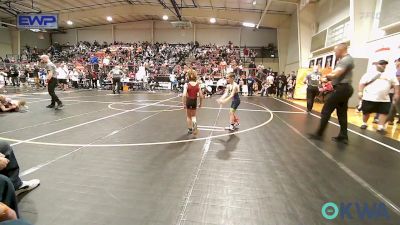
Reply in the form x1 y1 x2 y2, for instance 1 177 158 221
192 122 198 135
331 136 349 145
55 103 63 110
377 129 387 135
229 125 235 131
46 104 55 108
15 179 40 196
187 128 193 134
234 122 240 127
360 124 367 129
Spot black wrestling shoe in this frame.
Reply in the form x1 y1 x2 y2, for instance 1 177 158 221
46 104 55 108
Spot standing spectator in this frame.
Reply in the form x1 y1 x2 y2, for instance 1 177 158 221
276 72 287 98
266 73 275 96
9 66 18 87
56 64 68 91
358 60 399 134
69 69 79 89
91 70 98 89
0 69 5 93
247 74 255 96
32 65 40 90
304 66 321 112
386 58 400 125
248 61 256 76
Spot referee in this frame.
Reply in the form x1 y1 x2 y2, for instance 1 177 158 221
40 55 63 110
309 43 354 144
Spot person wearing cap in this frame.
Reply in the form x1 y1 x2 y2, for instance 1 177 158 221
309 43 354 144
358 60 399 134
40 55 63 109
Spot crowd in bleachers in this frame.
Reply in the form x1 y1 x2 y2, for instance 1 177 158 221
0 41 296 98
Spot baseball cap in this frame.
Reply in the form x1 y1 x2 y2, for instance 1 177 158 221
373 60 388 65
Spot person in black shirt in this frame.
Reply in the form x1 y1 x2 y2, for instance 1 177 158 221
304 66 321 112
276 73 287 98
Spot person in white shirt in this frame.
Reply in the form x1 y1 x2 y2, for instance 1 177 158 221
169 73 177 91
69 69 79 89
358 60 399 134
0 70 6 93
266 73 274 96
102 56 110 73
56 64 68 91
216 77 227 94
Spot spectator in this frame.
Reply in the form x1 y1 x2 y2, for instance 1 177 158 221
0 141 40 195
358 60 399 134
247 74 255 96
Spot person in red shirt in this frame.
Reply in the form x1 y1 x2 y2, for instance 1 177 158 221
182 69 204 135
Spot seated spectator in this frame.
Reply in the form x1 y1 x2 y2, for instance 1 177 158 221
0 175 32 225
216 77 227 95
0 141 40 196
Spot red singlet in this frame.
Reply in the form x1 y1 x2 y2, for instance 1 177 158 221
187 83 199 99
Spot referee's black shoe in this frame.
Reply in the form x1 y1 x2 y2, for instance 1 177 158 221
331 136 349 145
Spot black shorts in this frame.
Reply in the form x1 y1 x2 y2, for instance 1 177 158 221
58 79 67 84
186 98 197 109
361 100 391 114
231 99 240 111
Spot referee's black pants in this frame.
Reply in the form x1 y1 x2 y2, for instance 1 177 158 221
48 77 61 106
306 86 319 112
316 83 353 138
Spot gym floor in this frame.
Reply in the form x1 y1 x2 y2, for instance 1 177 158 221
1 89 400 225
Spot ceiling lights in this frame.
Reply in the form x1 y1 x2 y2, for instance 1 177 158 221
163 15 168 20
243 22 256 28
106 16 113 22
210 18 216 23
66 20 73 25
252 1 257 5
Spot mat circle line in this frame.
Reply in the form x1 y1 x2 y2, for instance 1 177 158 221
0 102 273 147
